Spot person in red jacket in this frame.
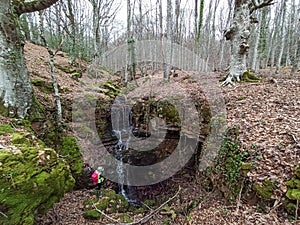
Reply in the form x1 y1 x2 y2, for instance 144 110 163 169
91 166 105 198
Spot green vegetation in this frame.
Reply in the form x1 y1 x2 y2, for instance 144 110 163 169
60 136 83 175
212 126 251 200
83 189 130 221
99 81 121 98
31 78 53 94
285 165 300 216
242 71 261 82
254 179 276 200
0 124 14 135
0 131 74 225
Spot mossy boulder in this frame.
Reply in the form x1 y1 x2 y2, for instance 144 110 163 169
83 189 130 221
242 71 261 82
285 165 300 216
208 126 250 201
0 131 75 225
99 81 121 98
60 136 83 175
254 179 276 200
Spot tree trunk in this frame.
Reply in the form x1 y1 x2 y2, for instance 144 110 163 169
222 0 275 85
196 0 204 46
0 0 32 118
0 0 59 118
275 0 287 74
291 26 300 75
223 0 251 84
164 0 172 81
251 12 261 71
39 11 62 129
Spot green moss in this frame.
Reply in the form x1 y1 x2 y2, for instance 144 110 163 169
285 166 300 216
31 78 53 94
242 71 261 82
143 199 155 208
254 179 276 200
120 213 133 223
83 210 101 220
0 131 74 225
26 96 45 122
83 189 129 219
54 64 82 74
0 124 14 135
11 132 34 146
99 81 121 98
211 126 250 200
60 137 83 175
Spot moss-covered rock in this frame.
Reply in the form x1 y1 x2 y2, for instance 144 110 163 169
208 126 250 201
83 189 130 221
242 71 261 82
31 78 54 94
0 131 75 225
60 136 83 175
254 179 276 200
285 165 300 216
99 81 121 98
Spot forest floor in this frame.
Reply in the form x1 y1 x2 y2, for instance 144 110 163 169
21 42 300 224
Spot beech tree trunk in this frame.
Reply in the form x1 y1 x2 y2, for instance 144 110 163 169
0 1 32 118
0 0 59 118
223 0 250 84
222 0 274 85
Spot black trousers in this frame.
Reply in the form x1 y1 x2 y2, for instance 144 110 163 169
96 183 102 190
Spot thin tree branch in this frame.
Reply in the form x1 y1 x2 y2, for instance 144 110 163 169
93 186 182 225
250 0 275 13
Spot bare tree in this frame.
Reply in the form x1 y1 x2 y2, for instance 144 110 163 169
39 10 62 130
164 0 172 81
275 0 287 74
222 0 275 85
88 0 120 58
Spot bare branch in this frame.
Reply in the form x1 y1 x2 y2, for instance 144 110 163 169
15 0 60 16
250 0 275 13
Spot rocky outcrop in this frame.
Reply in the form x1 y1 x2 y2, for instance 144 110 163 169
0 124 74 225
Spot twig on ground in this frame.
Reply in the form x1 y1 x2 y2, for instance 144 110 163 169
92 203 119 223
0 211 8 218
94 186 182 225
235 179 244 215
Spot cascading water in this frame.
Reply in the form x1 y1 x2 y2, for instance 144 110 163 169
111 96 133 202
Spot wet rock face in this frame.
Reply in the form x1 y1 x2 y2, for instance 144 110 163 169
95 96 208 169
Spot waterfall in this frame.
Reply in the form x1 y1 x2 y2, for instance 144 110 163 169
111 96 133 201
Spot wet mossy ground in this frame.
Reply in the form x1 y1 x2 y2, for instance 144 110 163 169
0 127 75 225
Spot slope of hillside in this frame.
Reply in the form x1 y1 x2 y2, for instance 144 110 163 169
16 42 300 224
